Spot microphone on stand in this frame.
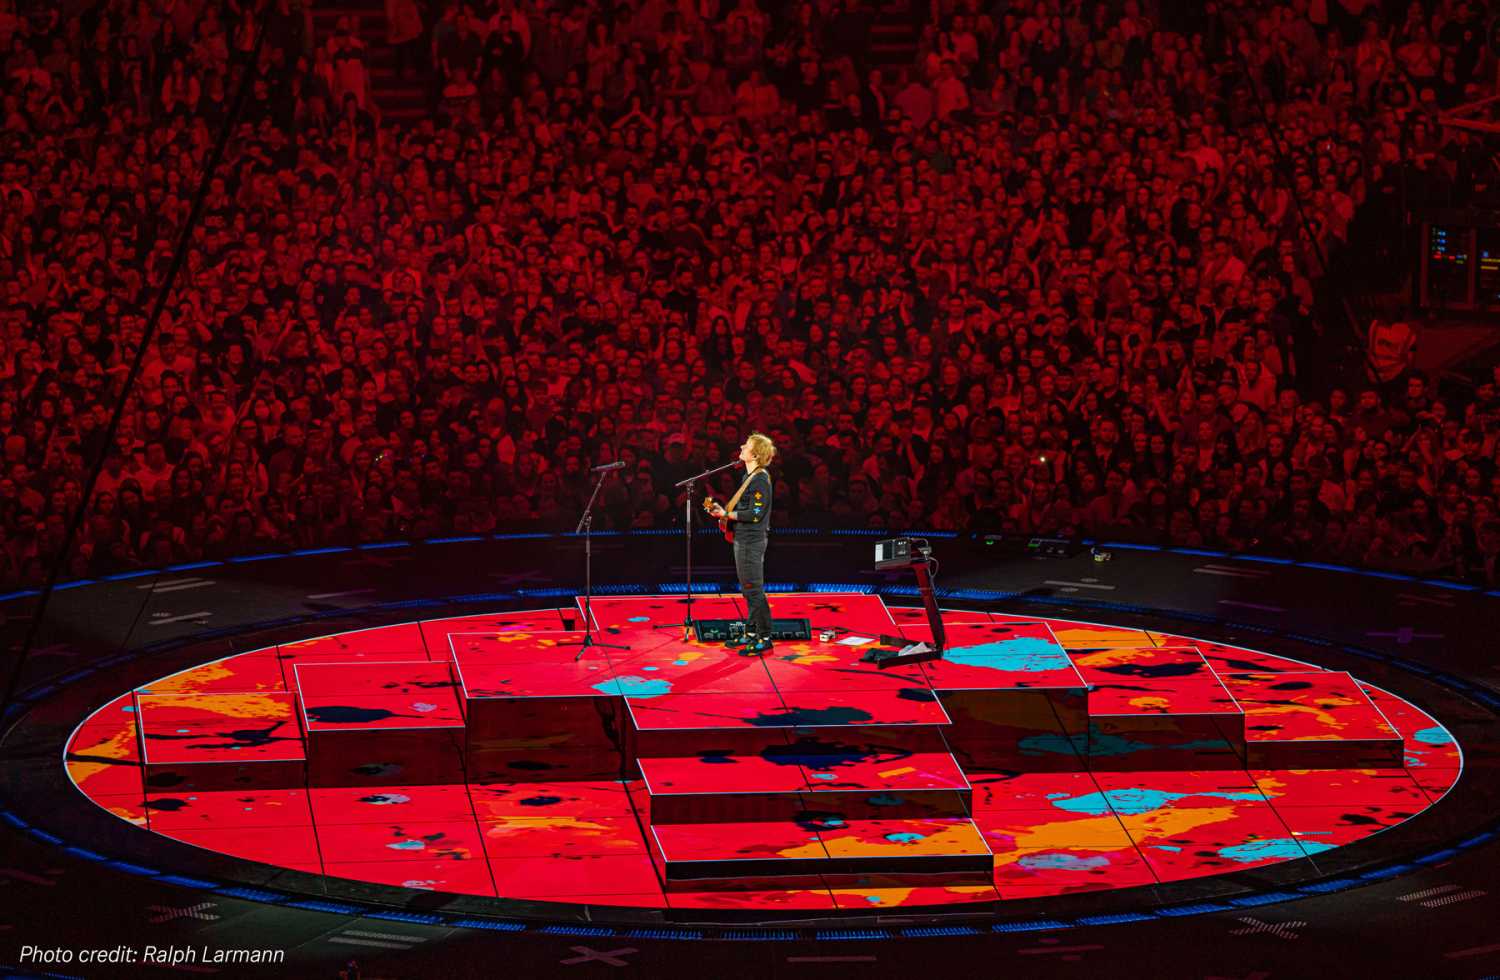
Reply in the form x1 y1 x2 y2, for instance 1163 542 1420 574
672 458 745 488
591 461 627 472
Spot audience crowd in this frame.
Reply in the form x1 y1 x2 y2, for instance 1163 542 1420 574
3 0 1500 590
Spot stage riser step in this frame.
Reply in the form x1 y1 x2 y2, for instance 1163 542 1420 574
1222 671 1402 762
627 713 951 733
467 748 624 784
1247 743 1406 769
647 813 992 890
307 730 466 787
662 853 992 884
1081 715 1248 771
657 870 992 894
631 725 952 758
143 760 304 793
649 789 971 824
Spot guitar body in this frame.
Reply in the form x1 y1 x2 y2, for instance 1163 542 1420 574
702 496 733 543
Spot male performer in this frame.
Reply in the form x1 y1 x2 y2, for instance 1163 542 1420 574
708 432 775 655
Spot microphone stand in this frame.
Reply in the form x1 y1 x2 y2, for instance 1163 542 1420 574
666 458 743 642
560 466 630 660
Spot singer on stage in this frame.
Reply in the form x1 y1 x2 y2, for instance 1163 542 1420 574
707 433 775 655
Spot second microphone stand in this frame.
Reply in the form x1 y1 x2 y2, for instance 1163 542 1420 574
561 465 631 660
666 458 743 642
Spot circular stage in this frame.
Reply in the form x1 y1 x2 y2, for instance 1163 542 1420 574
64 599 1461 918
3 533 1498 975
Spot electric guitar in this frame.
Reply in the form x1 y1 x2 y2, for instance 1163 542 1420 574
702 496 732 543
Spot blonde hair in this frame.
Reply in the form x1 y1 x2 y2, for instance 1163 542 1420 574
747 431 776 467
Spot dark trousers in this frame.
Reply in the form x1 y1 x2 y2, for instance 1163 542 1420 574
733 533 772 636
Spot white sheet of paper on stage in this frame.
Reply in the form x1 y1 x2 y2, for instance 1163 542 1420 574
837 635 876 646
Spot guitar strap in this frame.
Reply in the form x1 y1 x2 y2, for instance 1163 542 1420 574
724 469 768 515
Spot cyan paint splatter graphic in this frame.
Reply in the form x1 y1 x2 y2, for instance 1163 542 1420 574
1218 838 1334 862
943 636 1073 672
1052 788 1263 816
627 616 651 623
592 676 672 698
1413 726 1454 745
1016 732 1091 756
387 840 426 851
884 832 926 843
1017 853 1110 871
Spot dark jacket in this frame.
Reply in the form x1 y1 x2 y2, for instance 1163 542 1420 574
733 469 773 538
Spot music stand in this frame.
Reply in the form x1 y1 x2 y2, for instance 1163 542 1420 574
665 458 743 642
560 467 631 660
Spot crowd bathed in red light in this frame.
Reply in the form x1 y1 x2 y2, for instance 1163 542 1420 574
1 0 1498 589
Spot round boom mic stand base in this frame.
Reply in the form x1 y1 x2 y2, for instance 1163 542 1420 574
558 469 630 660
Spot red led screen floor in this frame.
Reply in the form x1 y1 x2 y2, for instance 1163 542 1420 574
65 597 1461 913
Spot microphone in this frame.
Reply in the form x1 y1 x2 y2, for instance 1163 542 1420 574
592 460 627 471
